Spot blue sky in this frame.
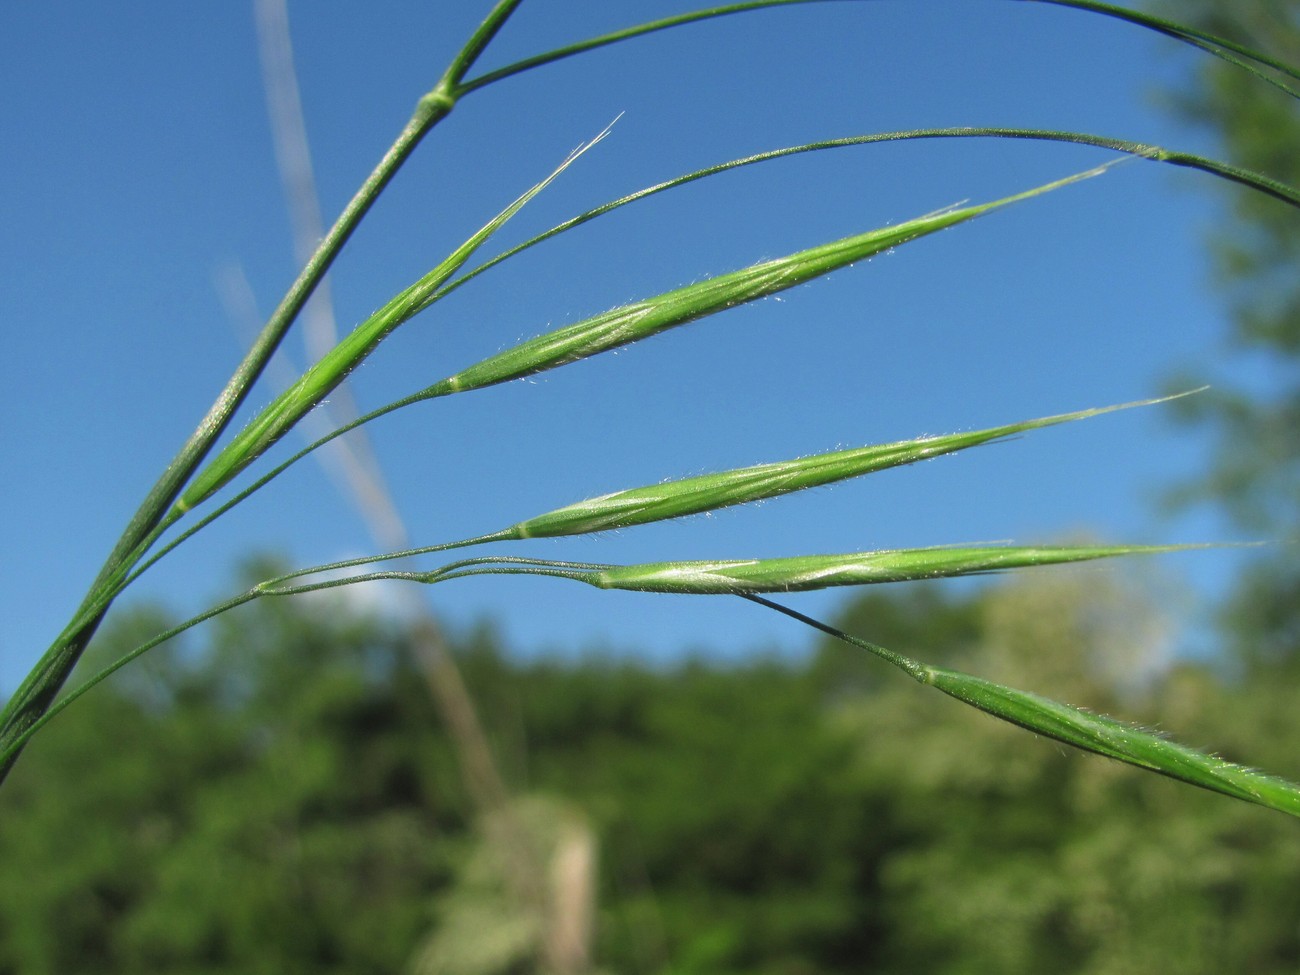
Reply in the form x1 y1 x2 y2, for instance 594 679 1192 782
0 2 1268 694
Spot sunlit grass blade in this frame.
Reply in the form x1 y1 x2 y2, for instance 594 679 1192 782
583 543 1194 595
424 168 1102 398
174 123 613 514
747 594 1300 819
506 395 1185 539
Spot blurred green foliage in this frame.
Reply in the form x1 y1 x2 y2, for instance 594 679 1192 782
2 562 1297 974
1161 0 1300 679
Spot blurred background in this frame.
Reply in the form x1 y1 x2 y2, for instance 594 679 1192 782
1 1 1298 972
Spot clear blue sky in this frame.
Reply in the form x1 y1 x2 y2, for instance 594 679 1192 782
0 2 1262 694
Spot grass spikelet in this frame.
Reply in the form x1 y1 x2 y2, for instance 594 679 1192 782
506 395 1183 539
422 168 1104 398
174 125 613 513
585 542 1190 594
747 595 1300 819
921 666 1300 817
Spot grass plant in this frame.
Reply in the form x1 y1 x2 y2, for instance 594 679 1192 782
3 0 1300 824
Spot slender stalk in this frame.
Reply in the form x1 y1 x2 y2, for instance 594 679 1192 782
432 129 1298 310
0 553 615 768
459 0 829 95
456 0 1300 98
0 590 262 772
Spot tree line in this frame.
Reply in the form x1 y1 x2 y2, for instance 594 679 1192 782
2 560 1296 974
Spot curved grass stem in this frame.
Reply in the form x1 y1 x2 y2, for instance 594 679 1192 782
458 0 1300 99
0 552 610 767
